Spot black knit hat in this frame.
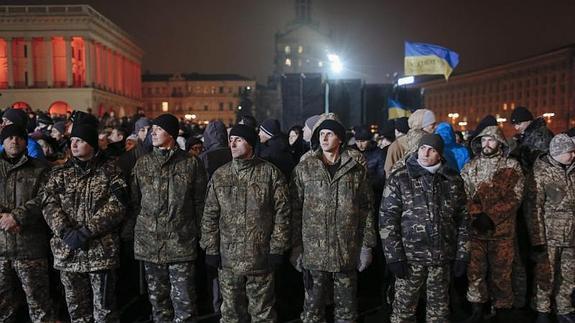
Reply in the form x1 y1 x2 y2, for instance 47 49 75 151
37 113 54 126
394 117 409 134
0 124 28 143
380 120 396 141
71 110 99 128
354 126 373 141
418 134 444 155
3 108 29 128
510 106 534 124
259 119 281 137
71 125 99 151
316 119 346 143
152 114 180 141
229 124 258 148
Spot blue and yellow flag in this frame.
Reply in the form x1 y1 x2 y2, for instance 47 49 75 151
404 41 459 80
387 98 411 120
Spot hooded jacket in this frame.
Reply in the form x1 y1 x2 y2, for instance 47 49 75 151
199 121 232 179
511 117 554 171
258 134 296 180
384 110 428 176
461 126 524 240
435 122 470 172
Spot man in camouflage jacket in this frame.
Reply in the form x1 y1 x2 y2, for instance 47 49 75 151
43 125 127 322
529 134 575 322
131 114 206 323
291 115 376 323
0 125 52 322
381 134 469 323
460 125 525 321
201 124 290 323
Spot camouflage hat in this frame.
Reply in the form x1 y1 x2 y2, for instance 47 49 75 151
549 134 575 157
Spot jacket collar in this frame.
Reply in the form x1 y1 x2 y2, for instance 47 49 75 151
312 148 358 182
405 153 450 179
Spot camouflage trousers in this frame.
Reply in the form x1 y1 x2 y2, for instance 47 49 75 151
0 258 52 322
60 269 118 323
532 246 575 315
144 261 197 323
301 269 357 323
218 268 276 323
391 263 450 323
466 239 513 309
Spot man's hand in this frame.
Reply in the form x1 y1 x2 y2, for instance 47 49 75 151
0 213 20 233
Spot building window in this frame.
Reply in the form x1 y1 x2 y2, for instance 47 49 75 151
219 102 224 111
284 46 291 54
228 103 234 111
204 105 208 111
285 58 292 66
298 45 303 54
162 101 169 112
219 86 224 94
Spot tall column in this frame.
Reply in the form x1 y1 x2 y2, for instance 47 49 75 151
45 36 53 87
85 38 93 87
65 37 72 87
26 38 34 87
6 37 14 88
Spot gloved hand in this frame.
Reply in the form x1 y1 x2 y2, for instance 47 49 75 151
453 260 467 278
387 261 409 279
357 247 373 272
62 227 92 251
205 254 221 269
290 248 303 272
530 245 548 262
269 254 284 270
471 213 495 234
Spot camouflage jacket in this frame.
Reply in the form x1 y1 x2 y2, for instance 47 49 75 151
387 128 427 176
380 153 469 265
291 148 376 272
200 157 290 275
461 126 524 240
42 154 127 272
132 148 207 264
510 117 554 172
528 154 575 247
0 154 50 260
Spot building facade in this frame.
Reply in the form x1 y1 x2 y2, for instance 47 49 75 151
141 73 256 125
0 5 143 116
417 45 575 137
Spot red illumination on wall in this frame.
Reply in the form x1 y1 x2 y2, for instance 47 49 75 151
11 101 30 110
52 37 67 87
12 38 26 87
71 37 85 87
32 37 46 87
0 39 7 88
49 101 72 115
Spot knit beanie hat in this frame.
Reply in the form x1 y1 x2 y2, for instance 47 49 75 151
71 110 99 128
71 125 99 150
53 121 67 135
316 119 346 143
134 117 151 134
3 108 28 128
354 126 373 141
419 134 444 155
421 109 436 129
152 114 179 141
229 124 258 148
0 124 28 143
510 106 534 124
394 117 409 134
259 119 281 137
549 134 575 158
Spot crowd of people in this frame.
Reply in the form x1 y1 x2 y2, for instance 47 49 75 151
0 104 574 323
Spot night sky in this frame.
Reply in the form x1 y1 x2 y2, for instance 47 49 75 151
5 0 575 84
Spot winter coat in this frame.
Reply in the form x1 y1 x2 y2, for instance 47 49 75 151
291 148 376 272
201 157 290 275
0 154 50 260
435 122 470 172
359 141 386 193
461 126 524 240
258 135 296 179
529 154 575 247
131 148 207 264
199 121 232 179
42 154 127 272
510 117 554 171
381 153 469 265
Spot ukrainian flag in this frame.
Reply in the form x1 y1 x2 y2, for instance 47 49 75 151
404 41 459 80
387 98 411 120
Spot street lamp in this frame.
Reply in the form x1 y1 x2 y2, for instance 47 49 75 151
325 53 343 113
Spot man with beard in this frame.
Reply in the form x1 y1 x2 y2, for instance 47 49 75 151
461 126 524 322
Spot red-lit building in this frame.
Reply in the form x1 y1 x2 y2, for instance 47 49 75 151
416 45 575 137
0 5 143 116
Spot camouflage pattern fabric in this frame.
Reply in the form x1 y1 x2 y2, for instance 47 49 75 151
466 239 514 308
60 269 118 323
291 148 376 273
532 246 575 315
391 264 450 323
301 270 357 323
201 157 290 275
0 258 52 322
510 117 553 172
387 128 427 175
144 261 197 323
219 268 275 323
132 148 207 264
380 154 469 266
42 154 127 272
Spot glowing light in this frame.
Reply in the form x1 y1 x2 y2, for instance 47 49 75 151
543 112 555 118
238 106 242 110
161 102 169 112
497 117 507 123
448 113 460 119
397 76 414 86
458 121 468 126
327 54 343 74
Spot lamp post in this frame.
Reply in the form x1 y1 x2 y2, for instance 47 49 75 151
325 53 343 114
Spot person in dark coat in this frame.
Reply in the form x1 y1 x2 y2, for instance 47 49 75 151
258 119 296 179
199 120 232 179
288 125 307 162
